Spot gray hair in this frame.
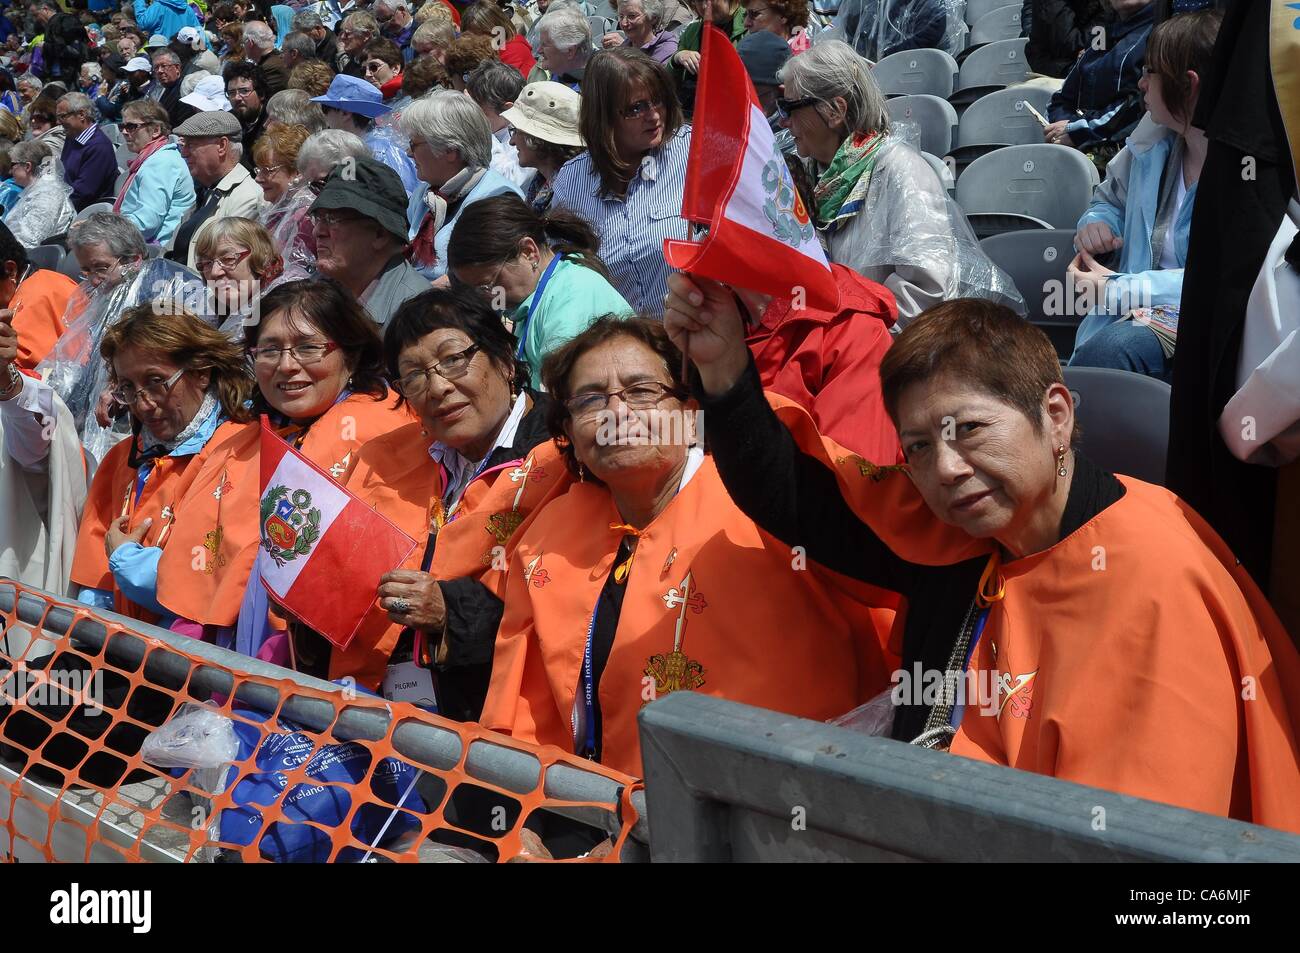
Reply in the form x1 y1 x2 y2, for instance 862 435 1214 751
412 19 454 48
623 0 665 29
243 21 277 48
282 31 316 60
778 39 889 137
291 10 324 30
69 212 148 259
466 59 525 114
57 91 95 119
152 49 182 67
399 90 493 170
16 75 42 92
375 0 410 11
341 11 380 38
296 128 371 178
81 62 103 82
10 139 51 173
538 7 592 52
267 89 326 132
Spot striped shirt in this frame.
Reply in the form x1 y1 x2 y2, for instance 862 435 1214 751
550 125 692 316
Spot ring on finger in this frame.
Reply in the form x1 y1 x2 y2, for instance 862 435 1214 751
391 597 412 614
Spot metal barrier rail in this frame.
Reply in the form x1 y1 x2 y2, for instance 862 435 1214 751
638 692 1300 862
0 581 649 862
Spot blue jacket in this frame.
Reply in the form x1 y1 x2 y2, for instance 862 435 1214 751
405 168 523 281
61 125 119 211
1072 127 1195 350
119 141 197 245
1048 4 1153 148
132 0 201 41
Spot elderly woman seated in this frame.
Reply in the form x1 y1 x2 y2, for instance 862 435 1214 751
777 41 1021 326
400 90 523 282
664 274 1300 833
194 217 305 339
341 286 571 711
253 120 316 269
4 140 75 248
115 99 196 247
480 316 897 777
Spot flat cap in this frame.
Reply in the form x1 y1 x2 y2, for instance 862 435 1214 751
173 109 243 140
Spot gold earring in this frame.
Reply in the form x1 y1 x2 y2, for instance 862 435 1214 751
1056 445 1067 478
578 462 586 483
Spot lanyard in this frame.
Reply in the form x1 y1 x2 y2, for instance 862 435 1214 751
514 254 563 362
579 602 599 759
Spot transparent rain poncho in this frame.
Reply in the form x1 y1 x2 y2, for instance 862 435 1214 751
5 173 76 249
258 181 318 281
36 258 209 465
817 135 1024 325
823 0 965 62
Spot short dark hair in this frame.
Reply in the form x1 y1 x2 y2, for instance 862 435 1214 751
1146 8 1223 124
879 299 1076 442
383 286 525 407
222 59 270 101
448 194 610 281
402 55 450 99
0 220 28 271
541 316 685 477
28 95 59 125
581 48 683 195
466 58 524 114
245 279 389 411
362 38 404 71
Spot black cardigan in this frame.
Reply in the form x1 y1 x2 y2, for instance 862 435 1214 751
696 359 1123 741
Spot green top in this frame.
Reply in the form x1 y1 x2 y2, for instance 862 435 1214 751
512 256 635 390
674 7 748 86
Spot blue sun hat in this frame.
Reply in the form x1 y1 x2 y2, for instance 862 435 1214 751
310 73 392 120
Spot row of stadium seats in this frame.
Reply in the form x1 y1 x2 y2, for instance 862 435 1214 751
873 38 1030 107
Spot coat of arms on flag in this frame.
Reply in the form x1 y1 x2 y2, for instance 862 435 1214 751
663 23 839 312
260 487 322 565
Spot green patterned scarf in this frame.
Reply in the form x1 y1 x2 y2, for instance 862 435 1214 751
814 131 886 227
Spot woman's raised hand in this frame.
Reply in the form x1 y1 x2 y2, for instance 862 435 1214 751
663 273 749 396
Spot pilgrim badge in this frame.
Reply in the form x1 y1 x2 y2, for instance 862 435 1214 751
260 487 321 566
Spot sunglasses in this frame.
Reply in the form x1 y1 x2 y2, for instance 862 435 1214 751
620 98 662 120
776 96 819 120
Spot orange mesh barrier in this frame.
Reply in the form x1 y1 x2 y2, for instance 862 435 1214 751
0 580 642 863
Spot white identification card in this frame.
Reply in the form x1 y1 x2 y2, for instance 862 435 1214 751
383 661 437 711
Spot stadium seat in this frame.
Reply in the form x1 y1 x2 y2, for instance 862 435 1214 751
949 85 1054 170
99 122 124 146
114 168 131 194
27 244 63 272
145 245 163 259
957 143 1099 237
980 228 1079 356
1062 366 1171 485
964 0 1016 26
115 141 135 169
969 4 1024 45
57 252 83 281
77 202 116 219
870 48 959 99
950 37 1030 109
885 94 958 157
921 151 956 198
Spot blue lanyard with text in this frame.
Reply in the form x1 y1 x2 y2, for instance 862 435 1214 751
579 602 599 759
514 254 563 362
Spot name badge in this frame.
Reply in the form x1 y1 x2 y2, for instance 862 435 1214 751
382 661 437 711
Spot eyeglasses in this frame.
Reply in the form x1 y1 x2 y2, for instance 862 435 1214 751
394 345 482 397
564 381 683 420
120 121 150 132
620 99 662 120
473 259 509 295
197 248 253 274
111 367 186 407
311 209 365 229
246 341 340 367
227 85 257 99
82 256 123 278
253 164 283 178
364 60 392 74
776 96 819 120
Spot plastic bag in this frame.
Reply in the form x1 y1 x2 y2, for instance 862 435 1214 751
826 0 963 62
828 687 897 737
141 702 239 769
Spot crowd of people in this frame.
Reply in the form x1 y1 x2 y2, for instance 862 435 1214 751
0 0 1298 857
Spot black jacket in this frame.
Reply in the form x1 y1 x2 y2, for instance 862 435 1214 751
42 12 88 81
1047 3 1153 147
1023 0 1105 78
696 359 1123 742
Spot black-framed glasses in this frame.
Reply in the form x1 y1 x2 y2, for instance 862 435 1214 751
111 367 186 407
247 341 340 367
620 98 662 120
776 96 819 120
394 345 482 397
121 120 150 132
564 381 684 420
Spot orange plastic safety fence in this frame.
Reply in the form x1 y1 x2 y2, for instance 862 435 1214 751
0 581 641 863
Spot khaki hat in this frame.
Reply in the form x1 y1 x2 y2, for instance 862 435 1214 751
500 81 584 149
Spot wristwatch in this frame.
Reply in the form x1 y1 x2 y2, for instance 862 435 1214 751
0 363 23 402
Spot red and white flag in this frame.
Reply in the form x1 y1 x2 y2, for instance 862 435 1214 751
256 418 416 651
664 24 839 312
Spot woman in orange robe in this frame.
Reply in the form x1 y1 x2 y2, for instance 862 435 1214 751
480 317 899 777
343 287 572 708
665 275 1300 833
71 305 253 623
154 280 408 665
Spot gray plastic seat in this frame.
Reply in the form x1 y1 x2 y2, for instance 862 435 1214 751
950 85 1054 168
921 151 956 197
28 244 64 272
870 48 959 99
950 37 1029 107
76 201 116 219
970 4 1024 45
980 228 1079 355
885 94 958 157
1062 366 1171 485
958 143 1099 231
57 251 83 281
965 0 1016 26
99 122 124 146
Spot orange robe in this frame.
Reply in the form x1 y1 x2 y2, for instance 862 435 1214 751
340 418 573 690
70 421 242 623
778 399 1300 833
481 455 900 778
154 394 410 633
11 269 78 370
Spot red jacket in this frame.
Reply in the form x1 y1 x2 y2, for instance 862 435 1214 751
500 34 537 77
747 263 901 464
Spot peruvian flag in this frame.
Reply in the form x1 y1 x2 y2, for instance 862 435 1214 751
664 24 839 312
256 418 416 651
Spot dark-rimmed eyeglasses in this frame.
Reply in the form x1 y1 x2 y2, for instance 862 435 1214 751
246 341 340 367
776 96 819 120
394 345 482 397
111 367 186 407
564 381 684 420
